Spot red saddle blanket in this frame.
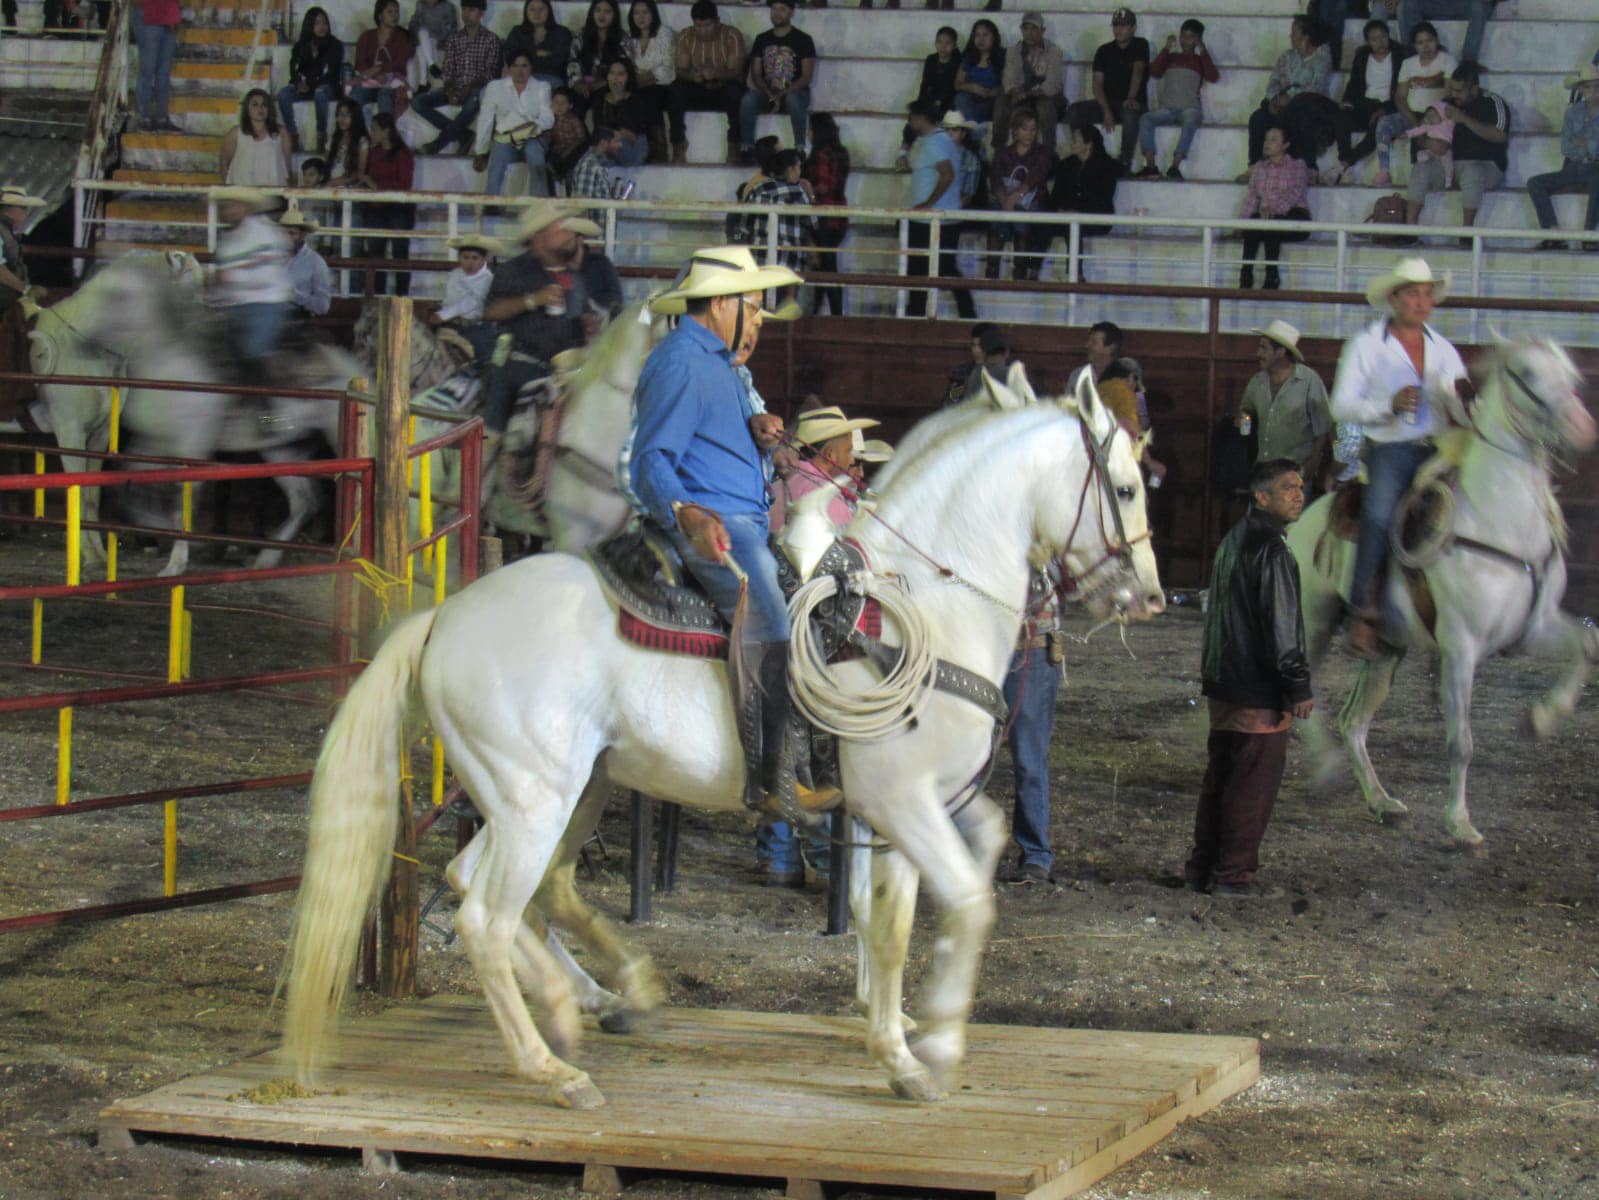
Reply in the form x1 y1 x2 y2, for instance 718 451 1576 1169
618 598 883 661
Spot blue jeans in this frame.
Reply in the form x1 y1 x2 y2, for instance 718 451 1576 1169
1352 439 1434 615
227 300 291 361
669 510 789 643
954 91 994 126
485 356 549 433
411 87 483 148
1397 0 1491 64
348 83 397 117
739 85 811 150
612 130 650 166
1527 158 1599 233
486 138 550 197
277 83 339 141
132 9 176 123
1138 105 1202 160
756 819 830 875
1002 645 1060 872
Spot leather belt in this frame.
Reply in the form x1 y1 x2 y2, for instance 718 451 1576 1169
1016 634 1050 651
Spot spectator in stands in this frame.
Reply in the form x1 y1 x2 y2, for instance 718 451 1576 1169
1066 319 1122 391
572 0 627 102
409 0 459 90
1324 18 1407 186
953 19 1004 128
133 0 181 134
1238 125 1310 291
739 0 818 163
593 58 653 165
905 99 976 319
326 99 371 188
944 109 987 210
896 25 961 172
474 49 556 197
1404 61 1507 232
987 109 1053 280
626 0 681 162
1134 18 1216 180
568 125 622 221
673 2 746 166
995 12 1063 152
747 148 814 301
298 157 328 187
804 112 851 315
413 0 503 155
351 0 416 119
1528 65 1599 250
1235 319 1330 482
1067 7 1150 170
728 135 779 244
1395 105 1454 187
278 8 343 153
1047 124 1120 256
358 112 416 295
1243 15 1332 174
211 188 294 364
504 0 573 93
222 89 293 187
543 86 592 185
278 205 333 321
1377 21 1454 187
1397 0 1495 70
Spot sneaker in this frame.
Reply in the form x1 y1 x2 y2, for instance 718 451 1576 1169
1210 880 1283 899
1164 163 1183 180
1371 168 1391 187
999 862 1051 886
1133 163 1160 179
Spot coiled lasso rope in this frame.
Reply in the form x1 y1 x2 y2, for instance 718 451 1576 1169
787 571 938 740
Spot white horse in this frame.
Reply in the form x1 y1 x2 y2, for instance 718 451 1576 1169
282 371 1164 1108
75 255 363 575
2 251 203 565
1288 336 1598 853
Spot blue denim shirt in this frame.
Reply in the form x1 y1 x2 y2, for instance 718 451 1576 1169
1560 100 1599 164
630 317 767 528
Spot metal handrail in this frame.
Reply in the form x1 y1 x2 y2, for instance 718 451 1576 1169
71 0 131 267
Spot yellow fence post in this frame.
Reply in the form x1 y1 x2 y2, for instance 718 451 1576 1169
179 481 193 680
164 583 184 897
418 451 433 579
31 451 45 664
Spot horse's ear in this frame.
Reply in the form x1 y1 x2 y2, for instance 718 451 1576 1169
1074 367 1114 442
979 367 1023 411
1006 359 1037 406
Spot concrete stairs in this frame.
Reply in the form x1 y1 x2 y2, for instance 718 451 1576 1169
103 0 288 251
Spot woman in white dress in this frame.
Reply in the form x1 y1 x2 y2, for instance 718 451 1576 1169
624 0 679 161
221 88 294 187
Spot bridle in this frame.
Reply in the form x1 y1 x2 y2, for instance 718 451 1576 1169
1053 415 1152 615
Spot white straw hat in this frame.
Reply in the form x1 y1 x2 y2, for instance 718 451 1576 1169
0 186 46 209
1248 318 1305 362
1364 256 1450 309
647 245 803 315
792 405 879 447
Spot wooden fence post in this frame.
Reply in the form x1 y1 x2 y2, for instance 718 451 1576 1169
372 297 418 1000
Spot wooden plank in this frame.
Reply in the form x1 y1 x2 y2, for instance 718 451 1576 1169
96 1122 134 1151
100 1000 1258 1199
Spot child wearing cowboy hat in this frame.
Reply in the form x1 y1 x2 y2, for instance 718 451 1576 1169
432 231 503 364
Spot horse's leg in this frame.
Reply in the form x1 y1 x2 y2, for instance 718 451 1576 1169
1436 637 1486 854
251 451 321 570
444 792 602 1108
1300 583 1347 793
1340 650 1408 823
1521 611 1598 740
850 841 935 1100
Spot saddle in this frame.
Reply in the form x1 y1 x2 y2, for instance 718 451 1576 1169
587 524 876 661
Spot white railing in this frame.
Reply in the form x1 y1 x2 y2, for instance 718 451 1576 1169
68 176 1599 341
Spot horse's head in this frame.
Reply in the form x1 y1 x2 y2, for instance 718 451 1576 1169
76 256 187 356
1481 335 1596 462
1049 368 1164 623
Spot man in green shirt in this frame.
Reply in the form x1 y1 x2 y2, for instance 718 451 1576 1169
1235 319 1331 490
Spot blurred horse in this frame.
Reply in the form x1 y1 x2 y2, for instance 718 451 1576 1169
1288 336 1598 853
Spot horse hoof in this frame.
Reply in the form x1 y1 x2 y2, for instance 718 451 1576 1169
890 1068 947 1103
909 1031 962 1088
597 1006 647 1035
1377 810 1409 827
554 1074 606 1109
1521 704 1556 740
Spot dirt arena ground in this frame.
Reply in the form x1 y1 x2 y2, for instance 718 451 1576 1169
1 524 1597 1200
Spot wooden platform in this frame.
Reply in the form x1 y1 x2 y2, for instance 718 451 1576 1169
98 997 1259 1199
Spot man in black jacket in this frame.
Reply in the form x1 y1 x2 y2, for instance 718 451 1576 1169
1185 458 1314 899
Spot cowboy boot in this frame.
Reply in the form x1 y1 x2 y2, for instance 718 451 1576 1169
749 641 839 827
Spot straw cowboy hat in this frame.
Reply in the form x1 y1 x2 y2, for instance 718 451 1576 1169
211 186 277 212
276 205 318 232
1365 256 1451 309
1249 318 1305 363
448 232 502 255
647 245 803 316
0 186 46 209
515 201 601 244
940 110 977 133
1564 64 1599 89
857 438 894 463
792 405 879 448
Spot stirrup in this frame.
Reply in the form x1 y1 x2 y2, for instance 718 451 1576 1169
752 782 840 829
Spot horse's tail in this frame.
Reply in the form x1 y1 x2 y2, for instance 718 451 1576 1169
280 607 438 1082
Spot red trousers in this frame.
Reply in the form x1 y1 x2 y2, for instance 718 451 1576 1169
1186 728 1289 887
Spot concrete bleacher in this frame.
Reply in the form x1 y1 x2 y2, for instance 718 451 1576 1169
83 0 1599 344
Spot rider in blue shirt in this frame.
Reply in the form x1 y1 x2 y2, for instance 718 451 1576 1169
630 246 835 824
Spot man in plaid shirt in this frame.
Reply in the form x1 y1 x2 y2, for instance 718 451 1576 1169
413 0 504 155
739 148 814 286
567 126 623 224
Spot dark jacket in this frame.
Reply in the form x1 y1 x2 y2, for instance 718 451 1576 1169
1340 44 1408 107
1048 151 1120 237
289 34 344 91
504 20 573 85
1201 506 1312 711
